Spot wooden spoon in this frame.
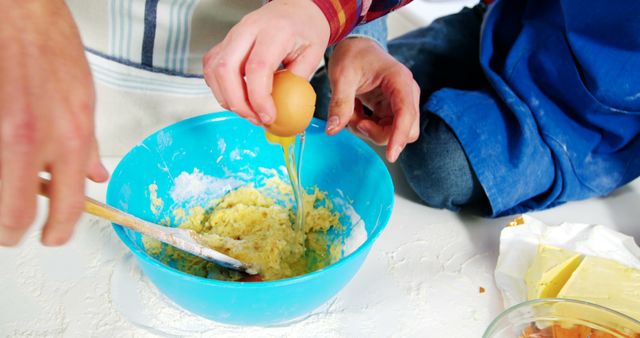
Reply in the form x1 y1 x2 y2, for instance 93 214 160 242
37 177 258 275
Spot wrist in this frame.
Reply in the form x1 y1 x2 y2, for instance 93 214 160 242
322 18 387 61
304 0 331 44
311 0 359 45
343 18 388 51
337 36 386 58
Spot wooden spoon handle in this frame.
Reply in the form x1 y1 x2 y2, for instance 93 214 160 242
37 177 256 274
37 177 168 239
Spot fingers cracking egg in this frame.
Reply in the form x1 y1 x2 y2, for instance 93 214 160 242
266 70 316 137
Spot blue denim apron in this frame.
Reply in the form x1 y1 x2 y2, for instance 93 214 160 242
428 0 640 216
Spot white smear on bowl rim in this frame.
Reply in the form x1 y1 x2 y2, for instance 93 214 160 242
333 191 368 256
169 169 243 205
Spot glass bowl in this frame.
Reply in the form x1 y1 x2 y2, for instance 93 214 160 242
484 298 640 338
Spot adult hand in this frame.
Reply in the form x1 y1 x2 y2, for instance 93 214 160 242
0 0 108 246
202 0 330 125
325 37 420 162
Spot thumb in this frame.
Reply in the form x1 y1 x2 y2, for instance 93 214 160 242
325 69 360 135
86 138 109 183
285 46 325 80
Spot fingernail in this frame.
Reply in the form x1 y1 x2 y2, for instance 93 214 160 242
42 230 69 247
42 238 62 247
259 113 272 124
390 145 404 163
326 116 340 131
248 117 259 125
357 125 370 138
42 235 56 246
89 162 109 182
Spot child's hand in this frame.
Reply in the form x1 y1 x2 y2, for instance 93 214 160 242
202 0 330 126
326 37 420 163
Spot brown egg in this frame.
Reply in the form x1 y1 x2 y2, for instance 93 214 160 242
265 70 316 137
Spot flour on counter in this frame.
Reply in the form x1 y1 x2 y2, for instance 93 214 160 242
111 253 347 336
0 212 142 336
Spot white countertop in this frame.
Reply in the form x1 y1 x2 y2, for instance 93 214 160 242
2 2 640 336
1 155 639 337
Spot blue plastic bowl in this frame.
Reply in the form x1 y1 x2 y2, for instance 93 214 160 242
107 112 394 325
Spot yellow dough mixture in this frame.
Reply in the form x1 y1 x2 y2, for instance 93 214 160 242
143 177 343 281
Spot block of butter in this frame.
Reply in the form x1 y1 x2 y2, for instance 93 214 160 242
524 245 640 320
495 215 640 315
557 255 640 320
525 245 583 300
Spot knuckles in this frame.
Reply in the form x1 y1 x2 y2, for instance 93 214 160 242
212 59 230 78
2 117 38 149
391 64 413 82
50 201 84 226
245 59 268 74
400 67 414 81
329 97 354 114
409 129 420 143
60 133 86 153
58 123 91 153
237 13 258 27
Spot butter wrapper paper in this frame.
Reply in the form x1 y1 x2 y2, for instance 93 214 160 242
495 215 640 308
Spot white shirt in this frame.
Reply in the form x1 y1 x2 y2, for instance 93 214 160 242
65 0 262 155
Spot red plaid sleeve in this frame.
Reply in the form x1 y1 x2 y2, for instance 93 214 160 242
311 0 413 44
359 0 413 24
